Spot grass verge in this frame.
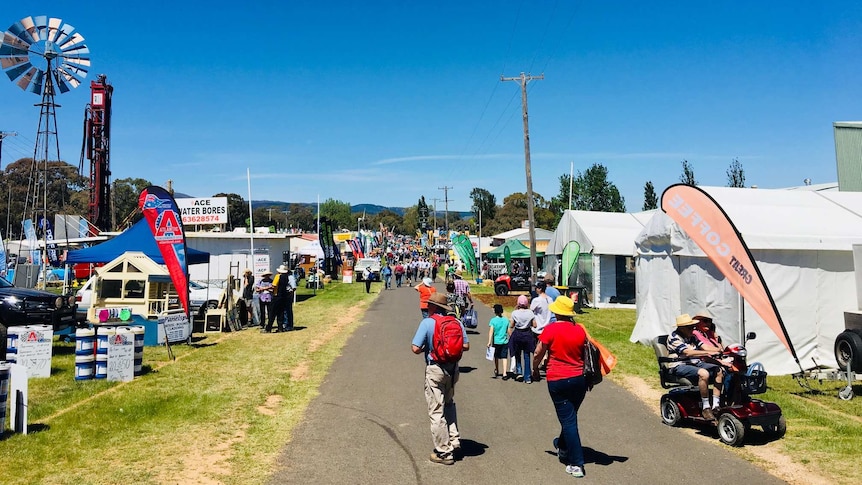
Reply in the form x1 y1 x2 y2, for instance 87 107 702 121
0 280 377 485
473 294 861 485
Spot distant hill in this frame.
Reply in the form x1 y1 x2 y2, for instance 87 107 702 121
251 200 470 218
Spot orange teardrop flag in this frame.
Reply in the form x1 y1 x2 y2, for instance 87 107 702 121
661 184 799 365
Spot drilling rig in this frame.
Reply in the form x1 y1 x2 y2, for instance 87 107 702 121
83 74 113 232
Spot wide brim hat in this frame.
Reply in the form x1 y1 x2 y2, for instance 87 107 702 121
426 293 453 312
693 312 713 323
423 277 433 286
260 271 273 277
548 295 576 317
277 264 290 274
676 313 698 327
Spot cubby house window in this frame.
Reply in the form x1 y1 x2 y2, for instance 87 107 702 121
124 280 145 299
100 279 122 298
126 263 142 273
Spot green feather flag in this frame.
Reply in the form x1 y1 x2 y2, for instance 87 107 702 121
562 241 581 285
504 245 512 275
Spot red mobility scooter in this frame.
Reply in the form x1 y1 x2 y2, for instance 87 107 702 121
652 332 786 446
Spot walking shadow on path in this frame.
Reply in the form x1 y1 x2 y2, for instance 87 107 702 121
545 446 628 467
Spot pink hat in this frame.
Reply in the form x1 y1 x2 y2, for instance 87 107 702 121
517 295 529 308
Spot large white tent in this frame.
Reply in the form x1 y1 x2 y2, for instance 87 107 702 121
631 186 862 375
546 210 654 306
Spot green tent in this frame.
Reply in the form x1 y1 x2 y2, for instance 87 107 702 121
486 239 544 260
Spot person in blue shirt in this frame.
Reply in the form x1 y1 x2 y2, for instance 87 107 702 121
411 293 470 465
487 303 510 379
382 264 393 290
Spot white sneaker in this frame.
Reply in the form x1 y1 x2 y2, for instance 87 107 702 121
566 465 585 478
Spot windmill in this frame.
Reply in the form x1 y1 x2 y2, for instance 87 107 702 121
1 16 89 284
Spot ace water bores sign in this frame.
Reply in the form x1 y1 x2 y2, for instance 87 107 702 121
176 197 228 225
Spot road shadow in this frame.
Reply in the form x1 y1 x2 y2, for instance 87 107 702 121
458 365 477 373
544 446 628 466
456 438 488 460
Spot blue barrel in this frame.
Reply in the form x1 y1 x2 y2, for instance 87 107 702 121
94 354 108 379
132 326 145 377
75 354 95 381
96 327 116 355
75 328 96 355
0 362 9 433
6 326 23 363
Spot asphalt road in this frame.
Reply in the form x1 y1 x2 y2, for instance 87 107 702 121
267 283 787 484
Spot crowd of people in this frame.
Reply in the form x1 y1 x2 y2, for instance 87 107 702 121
408 269 593 479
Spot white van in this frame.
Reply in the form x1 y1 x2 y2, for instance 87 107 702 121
355 258 381 281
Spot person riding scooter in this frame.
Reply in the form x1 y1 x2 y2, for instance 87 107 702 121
666 314 725 420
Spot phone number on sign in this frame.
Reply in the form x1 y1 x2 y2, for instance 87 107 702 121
182 215 223 223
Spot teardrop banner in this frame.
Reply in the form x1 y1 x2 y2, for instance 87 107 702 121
561 240 581 286
138 186 190 318
660 184 800 368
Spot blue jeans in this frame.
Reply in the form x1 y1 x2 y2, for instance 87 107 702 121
547 376 587 467
514 350 532 382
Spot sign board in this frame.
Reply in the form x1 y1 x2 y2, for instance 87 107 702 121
342 268 353 284
176 197 228 225
254 253 271 275
107 331 135 382
16 328 53 378
158 311 191 344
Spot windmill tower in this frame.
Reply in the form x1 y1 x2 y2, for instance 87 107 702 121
1 16 89 280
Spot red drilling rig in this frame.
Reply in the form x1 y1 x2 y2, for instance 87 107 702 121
83 74 113 232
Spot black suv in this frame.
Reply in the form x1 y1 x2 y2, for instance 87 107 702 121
0 276 77 330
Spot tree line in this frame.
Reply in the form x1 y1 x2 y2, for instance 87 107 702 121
0 156 746 239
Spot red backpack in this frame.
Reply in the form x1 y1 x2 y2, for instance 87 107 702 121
430 314 465 364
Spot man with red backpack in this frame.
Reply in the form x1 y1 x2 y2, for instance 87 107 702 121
411 292 470 465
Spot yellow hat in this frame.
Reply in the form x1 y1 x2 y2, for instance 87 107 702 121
548 295 576 317
675 314 698 327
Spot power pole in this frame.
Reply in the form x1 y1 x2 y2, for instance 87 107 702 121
0 131 17 168
431 197 440 231
501 71 543 283
438 186 452 233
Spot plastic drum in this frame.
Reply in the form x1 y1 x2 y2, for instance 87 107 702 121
75 354 95 381
75 328 96 355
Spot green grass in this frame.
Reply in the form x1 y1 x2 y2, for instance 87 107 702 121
1 280 377 485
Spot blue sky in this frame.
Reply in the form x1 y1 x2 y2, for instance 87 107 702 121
2 1 862 214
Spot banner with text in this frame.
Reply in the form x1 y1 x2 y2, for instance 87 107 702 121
661 184 799 365
139 186 190 317
176 197 228 225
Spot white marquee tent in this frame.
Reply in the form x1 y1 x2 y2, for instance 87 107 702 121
631 186 862 375
546 210 654 306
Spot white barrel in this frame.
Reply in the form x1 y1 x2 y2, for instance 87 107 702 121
131 326 145 377
0 362 9 433
75 328 96 355
94 354 108 379
96 326 116 355
75 354 95 380
6 326 24 363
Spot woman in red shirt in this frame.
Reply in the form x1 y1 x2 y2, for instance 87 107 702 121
532 295 587 479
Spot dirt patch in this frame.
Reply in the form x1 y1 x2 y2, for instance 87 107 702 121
291 362 310 381
258 394 284 416
615 374 833 485
475 294 520 307
158 426 248 484
307 301 365 353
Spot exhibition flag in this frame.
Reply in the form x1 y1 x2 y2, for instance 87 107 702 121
139 186 190 317
561 241 581 286
661 184 799 364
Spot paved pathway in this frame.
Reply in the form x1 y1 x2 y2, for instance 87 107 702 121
268 283 787 484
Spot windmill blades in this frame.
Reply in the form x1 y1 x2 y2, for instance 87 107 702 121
1 16 88 94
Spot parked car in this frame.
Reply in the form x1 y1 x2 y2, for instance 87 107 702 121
77 277 221 321
494 273 533 296
75 277 96 322
0 275 77 330
355 258 381 282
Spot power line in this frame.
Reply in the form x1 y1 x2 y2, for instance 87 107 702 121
0 131 18 167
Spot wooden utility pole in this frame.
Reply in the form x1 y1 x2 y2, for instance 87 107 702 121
501 72 543 283
431 197 440 231
438 186 452 233
0 131 17 167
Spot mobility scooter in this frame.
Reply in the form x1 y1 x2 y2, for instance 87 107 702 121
652 332 786 446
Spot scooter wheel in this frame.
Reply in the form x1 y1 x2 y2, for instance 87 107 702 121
762 415 787 439
660 397 682 427
717 413 746 446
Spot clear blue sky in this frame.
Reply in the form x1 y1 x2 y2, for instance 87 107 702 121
3 1 862 213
